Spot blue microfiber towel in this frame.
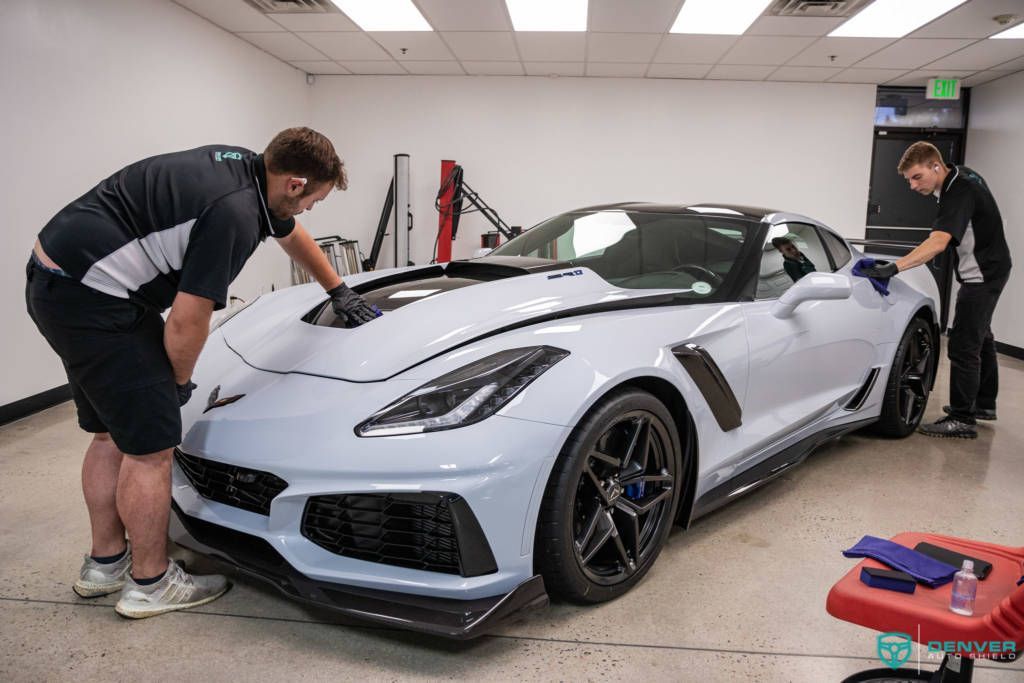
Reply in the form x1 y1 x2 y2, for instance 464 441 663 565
371 304 383 317
843 535 959 588
852 257 892 296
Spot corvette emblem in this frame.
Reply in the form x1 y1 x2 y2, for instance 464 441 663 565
204 385 246 413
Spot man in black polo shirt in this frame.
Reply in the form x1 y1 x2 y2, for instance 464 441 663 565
25 127 376 618
861 141 1012 439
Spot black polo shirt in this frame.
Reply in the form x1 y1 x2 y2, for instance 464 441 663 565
38 146 295 311
932 165 1011 284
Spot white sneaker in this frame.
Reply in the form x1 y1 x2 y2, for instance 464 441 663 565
73 547 131 598
114 559 230 619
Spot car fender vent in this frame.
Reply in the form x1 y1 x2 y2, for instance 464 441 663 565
844 367 881 411
242 0 337 14
769 0 872 17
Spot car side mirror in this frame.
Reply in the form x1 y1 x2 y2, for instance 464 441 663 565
472 247 493 258
771 272 852 319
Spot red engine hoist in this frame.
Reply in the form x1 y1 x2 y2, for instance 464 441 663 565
434 161 520 263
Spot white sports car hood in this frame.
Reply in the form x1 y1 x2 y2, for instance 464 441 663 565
221 257 684 382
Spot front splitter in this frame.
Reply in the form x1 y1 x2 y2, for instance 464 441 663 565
169 502 548 639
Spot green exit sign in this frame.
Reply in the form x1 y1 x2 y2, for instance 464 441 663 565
927 78 961 100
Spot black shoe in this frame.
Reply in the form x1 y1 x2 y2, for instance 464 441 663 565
919 416 977 439
943 405 996 421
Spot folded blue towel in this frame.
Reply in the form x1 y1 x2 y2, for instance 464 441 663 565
852 257 891 296
843 535 959 587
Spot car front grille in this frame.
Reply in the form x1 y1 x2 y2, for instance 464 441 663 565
174 449 288 516
301 492 497 577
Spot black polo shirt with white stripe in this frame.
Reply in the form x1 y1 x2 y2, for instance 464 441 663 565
932 164 1012 284
38 145 295 311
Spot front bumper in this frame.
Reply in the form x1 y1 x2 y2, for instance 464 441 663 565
170 502 549 639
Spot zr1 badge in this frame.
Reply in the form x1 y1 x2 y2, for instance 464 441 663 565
547 269 584 280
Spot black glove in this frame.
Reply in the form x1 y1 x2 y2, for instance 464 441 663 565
176 381 197 407
327 283 377 328
861 260 899 279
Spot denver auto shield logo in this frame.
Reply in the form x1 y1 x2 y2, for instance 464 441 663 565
877 632 913 670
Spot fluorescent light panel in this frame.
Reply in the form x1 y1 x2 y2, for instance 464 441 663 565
505 0 587 31
829 0 968 38
990 22 1024 39
670 0 773 35
328 0 431 31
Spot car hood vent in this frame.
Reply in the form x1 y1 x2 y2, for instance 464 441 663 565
768 0 872 17
242 0 336 14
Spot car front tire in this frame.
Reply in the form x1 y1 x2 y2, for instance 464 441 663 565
871 317 936 438
534 389 683 603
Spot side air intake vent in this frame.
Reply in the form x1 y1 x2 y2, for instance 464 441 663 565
844 367 881 411
243 0 337 14
769 0 872 17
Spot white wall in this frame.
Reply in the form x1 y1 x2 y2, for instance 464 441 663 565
965 71 1024 349
307 76 878 268
1 0 309 405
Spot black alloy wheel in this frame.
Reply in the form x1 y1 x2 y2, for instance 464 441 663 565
536 389 684 603
897 323 933 428
871 317 936 437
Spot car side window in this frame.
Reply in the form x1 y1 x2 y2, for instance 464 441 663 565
756 223 831 299
819 228 852 269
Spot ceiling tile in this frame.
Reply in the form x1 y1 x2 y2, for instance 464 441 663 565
414 0 511 31
524 62 586 77
926 39 1024 70
909 0 1024 39
883 69 976 87
587 33 661 63
401 61 467 75
991 54 1024 71
646 63 713 79
297 32 390 60
746 16 846 36
369 31 455 61
720 36 817 66
174 0 282 32
515 32 586 61
653 35 738 64
461 61 525 75
236 32 327 61
441 32 519 61
827 68 909 83
337 61 409 75
854 39 975 69
961 70 1015 87
588 0 682 33
705 65 776 81
288 60 351 74
767 66 843 82
787 37 895 67
586 62 649 77
269 12 359 32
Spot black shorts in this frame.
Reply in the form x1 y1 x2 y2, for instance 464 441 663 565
25 257 181 455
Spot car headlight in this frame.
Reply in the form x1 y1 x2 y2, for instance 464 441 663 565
356 346 569 437
209 296 257 334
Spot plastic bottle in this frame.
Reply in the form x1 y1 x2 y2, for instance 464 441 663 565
949 559 978 616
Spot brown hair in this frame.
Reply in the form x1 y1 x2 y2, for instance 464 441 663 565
265 127 348 191
897 141 944 175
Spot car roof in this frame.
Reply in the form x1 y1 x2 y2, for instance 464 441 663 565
570 202 781 220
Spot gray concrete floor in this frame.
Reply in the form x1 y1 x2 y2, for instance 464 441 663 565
2 353 1023 682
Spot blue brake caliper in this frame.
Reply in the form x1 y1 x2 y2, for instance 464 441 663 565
624 482 645 500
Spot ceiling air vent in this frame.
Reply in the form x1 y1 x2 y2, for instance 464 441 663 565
243 0 337 14
769 0 872 17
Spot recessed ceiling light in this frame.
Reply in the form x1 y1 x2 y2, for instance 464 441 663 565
829 0 968 38
328 0 431 31
505 0 587 32
990 22 1024 39
670 0 773 35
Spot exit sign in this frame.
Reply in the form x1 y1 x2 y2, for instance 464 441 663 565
927 78 961 100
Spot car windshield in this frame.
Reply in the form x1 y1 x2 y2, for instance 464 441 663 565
490 210 753 296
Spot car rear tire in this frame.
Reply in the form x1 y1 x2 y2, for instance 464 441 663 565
534 389 683 603
870 317 936 438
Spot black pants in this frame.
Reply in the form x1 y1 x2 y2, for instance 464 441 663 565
947 274 1009 422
